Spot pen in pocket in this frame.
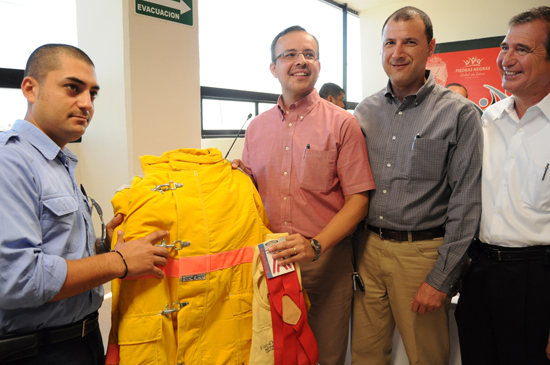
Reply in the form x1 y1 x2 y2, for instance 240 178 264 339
303 143 310 159
411 134 420 150
543 163 549 181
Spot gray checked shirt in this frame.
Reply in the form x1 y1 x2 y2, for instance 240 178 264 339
354 71 482 294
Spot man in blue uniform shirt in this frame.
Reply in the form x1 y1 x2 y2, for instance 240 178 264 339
0 44 170 364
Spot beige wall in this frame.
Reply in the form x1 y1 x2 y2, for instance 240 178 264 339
74 0 201 225
358 0 545 97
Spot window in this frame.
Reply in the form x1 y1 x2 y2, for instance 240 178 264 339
0 0 77 131
199 0 360 137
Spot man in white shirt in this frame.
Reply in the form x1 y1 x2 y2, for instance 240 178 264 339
455 6 550 365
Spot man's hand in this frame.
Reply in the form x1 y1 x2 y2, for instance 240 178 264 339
113 230 170 279
269 233 316 265
105 213 124 249
546 332 550 360
411 281 448 314
50 230 171 302
230 159 252 176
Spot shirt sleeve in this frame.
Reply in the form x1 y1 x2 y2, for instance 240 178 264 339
425 104 483 294
0 149 68 309
336 116 375 196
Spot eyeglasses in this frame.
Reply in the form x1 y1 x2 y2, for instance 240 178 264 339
274 50 319 62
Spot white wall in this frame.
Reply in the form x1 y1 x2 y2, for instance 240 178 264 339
75 1 129 201
201 137 245 162
358 0 545 98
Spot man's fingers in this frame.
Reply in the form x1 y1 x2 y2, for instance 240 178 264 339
231 159 242 169
116 230 125 244
153 255 169 267
151 267 166 280
107 213 124 230
144 230 169 244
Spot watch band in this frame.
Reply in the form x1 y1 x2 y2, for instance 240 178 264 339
310 239 321 262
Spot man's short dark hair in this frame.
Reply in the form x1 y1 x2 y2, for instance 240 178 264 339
319 83 345 100
509 6 550 60
270 25 320 63
382 6 433 46
24 44 94 83
446 83 468 98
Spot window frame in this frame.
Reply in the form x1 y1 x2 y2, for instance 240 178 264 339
200 1 360 138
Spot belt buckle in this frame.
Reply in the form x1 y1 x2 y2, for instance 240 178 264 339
378 227 384 240
497 250 502 261
81 317 89 337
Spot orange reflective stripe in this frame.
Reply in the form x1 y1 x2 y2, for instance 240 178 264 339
124 246 255 280
181 246 254 276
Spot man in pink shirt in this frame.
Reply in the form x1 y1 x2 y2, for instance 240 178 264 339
233 25 374 365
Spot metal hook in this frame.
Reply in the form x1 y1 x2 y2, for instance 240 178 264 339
155 239 191 250
150 181 183 194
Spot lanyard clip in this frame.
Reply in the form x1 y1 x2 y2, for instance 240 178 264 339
155 239 191 250
161 301 190 318
150 181 183 194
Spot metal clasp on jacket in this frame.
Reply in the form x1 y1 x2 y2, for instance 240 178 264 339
161 301 189 318
155 239 191 250
150 181 183 194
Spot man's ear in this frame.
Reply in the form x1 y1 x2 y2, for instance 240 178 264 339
428 38 436 57
21 76 38 104
327 95 336 104
270 62 277 78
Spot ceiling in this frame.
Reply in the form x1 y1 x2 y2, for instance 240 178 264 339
332 0 410 12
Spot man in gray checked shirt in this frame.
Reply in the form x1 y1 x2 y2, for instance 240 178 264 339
351 6 482 365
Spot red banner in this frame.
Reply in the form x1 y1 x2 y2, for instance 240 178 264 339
428 47 509 112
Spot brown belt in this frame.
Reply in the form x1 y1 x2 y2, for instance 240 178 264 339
366 224 445 242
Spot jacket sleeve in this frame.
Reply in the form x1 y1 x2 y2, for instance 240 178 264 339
106 180 135 364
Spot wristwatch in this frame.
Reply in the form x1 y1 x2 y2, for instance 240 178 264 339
310 239 321 262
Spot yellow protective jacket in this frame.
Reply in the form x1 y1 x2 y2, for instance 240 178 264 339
106 148 271 365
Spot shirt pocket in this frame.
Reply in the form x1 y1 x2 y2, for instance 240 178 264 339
407 138 449 180
41 195 79 253
299 149 337 192
520 159 550 211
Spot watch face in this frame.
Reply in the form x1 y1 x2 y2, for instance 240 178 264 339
310 239 321 262
311 239 321 252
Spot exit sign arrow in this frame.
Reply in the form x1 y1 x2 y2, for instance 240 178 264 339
147 0 190 15
135 0 193 26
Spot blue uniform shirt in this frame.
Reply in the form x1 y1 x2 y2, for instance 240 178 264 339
0 120 103 335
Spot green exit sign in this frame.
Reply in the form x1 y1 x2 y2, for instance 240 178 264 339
135 0 193 26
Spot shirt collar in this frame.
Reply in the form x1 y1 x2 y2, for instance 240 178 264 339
489 93 550 123
11 119 77 163
536 92 550 121
277 89 320 121
384 70 435 105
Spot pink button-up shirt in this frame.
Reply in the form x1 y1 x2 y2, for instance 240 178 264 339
243 90 374 238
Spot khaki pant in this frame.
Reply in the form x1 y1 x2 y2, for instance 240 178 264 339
301 236 354 365
352 227 450 365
